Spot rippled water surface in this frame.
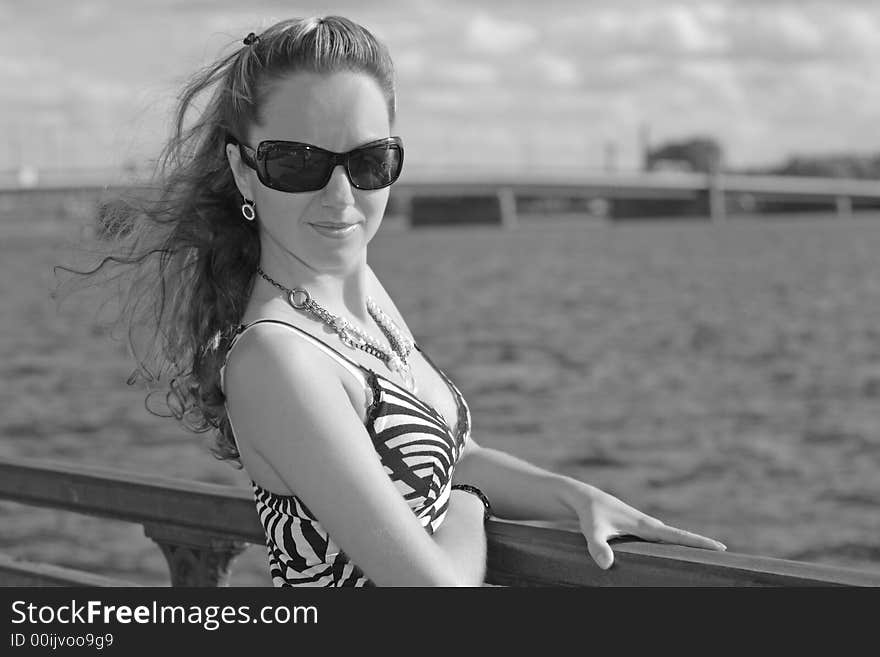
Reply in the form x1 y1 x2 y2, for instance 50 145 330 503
1 198 878 585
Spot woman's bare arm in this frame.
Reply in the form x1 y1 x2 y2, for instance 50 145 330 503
432 489 487 584
452 439 580 522
453 438 726 569
225 323 485 586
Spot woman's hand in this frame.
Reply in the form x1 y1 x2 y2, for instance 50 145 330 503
565 481 727 570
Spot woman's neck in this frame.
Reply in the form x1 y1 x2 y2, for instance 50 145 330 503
257 251 372 324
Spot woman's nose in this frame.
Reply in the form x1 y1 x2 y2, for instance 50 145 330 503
321 164 355 207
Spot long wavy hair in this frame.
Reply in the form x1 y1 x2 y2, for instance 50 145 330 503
56 16 397 465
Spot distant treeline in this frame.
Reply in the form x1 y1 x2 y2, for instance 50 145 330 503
608 137 880 219
743 154 880 180
516 138 880 220
646 135 880 180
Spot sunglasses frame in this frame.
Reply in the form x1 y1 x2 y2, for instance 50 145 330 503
230 135 404 193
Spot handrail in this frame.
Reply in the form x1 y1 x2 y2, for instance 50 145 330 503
485 521 878 587
0 553 141 587
0 456 264 543
1 456 878 587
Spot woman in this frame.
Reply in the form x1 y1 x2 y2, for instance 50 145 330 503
75 16 725 587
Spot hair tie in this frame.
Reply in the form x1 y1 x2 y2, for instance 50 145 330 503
243 32 260 46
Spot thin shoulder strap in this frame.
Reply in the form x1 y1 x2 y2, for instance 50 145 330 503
220 319 369 392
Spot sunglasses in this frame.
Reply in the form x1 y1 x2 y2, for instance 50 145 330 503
229 135 404 193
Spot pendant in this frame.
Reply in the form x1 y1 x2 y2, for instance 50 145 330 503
400 368 417 394
388 354 417 393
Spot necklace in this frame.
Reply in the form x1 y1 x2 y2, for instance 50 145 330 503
257 267 417 393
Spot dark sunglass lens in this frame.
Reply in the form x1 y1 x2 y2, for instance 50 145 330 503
264 146 332 192
348 145 402 189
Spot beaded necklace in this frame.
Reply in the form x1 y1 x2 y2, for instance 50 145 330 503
256 268 417 393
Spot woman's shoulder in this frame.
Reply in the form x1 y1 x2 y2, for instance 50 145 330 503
223 312 372 421
222 319 374 499
226 317 334 379
223 318 366 426
229 294 331 367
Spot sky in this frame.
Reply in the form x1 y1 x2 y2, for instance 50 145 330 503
2 0 880 179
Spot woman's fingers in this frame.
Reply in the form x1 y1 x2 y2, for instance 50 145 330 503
587 529 615 570
640 519 726 551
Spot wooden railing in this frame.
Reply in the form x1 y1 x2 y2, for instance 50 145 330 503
1 457 877 587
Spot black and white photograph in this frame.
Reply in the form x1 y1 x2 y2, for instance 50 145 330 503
1 0 878 595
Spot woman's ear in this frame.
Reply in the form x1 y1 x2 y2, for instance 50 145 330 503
226 143 253 200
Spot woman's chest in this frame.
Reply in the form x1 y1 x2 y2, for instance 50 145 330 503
365 372 465 514
344 348 461 434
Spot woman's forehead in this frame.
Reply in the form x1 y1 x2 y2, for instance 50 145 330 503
254 71 390 151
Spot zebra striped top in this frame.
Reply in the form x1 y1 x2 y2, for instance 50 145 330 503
220 319 472 587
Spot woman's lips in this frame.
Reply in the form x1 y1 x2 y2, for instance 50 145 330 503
309 222 359 238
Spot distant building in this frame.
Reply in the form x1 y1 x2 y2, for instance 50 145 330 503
645 137 723 174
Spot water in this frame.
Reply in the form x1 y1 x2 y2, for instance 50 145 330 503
1 198 878 585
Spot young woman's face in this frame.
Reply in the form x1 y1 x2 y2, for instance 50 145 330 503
231 71 393 274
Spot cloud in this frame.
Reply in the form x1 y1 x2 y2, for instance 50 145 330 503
550 4 727 56
641 5 725 54
813 6 880 57
465 12 538 55
411 88 470 111
724 5 826 59
677 60 745 106
532 52 578 87
5 0 880 173
434 61 498 85
0 55 40 78
393 50 427 77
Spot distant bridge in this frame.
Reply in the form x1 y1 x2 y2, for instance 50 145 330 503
2 167 879 225
394 169 880 200
390 169 880 225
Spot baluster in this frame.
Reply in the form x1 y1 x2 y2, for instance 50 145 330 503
143 523 247 587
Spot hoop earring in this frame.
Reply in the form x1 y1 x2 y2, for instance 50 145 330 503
241 199 256 222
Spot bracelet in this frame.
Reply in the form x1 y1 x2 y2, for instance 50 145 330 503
451 484 492 521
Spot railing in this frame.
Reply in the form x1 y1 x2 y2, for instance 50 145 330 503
0 456 878 587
